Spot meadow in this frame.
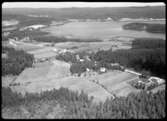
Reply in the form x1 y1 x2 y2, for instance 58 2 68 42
9 60 138 102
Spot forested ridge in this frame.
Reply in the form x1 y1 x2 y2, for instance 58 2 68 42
3 6 165 20
2 46 34 76
91 38 166 78
123 23 166 34
2 87 165 119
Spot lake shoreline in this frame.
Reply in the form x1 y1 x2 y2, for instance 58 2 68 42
42 20 165 40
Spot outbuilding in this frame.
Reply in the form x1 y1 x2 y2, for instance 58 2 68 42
148 76 165 85
100 67 106 73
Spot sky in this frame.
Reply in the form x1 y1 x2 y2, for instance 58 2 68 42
2 2 165 8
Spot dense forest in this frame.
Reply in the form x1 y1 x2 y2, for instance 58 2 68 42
3 29 49 40
131 38 165 49
92 38 165 79
2 87 165 119
2 46 34 76
123 23 166 33
56 52 77 63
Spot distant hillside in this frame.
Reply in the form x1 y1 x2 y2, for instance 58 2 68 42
2 6 165 20
123 23 166 34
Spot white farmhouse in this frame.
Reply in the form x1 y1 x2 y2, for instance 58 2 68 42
52 48 58 52
79 59 84 62
20 24 46 31
125 69 142 76
106 17 113 21
148 77 165 85
111 63 120 66
86 68 90 72
100 67 106 73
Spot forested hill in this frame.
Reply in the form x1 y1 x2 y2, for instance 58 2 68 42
2 6 165 20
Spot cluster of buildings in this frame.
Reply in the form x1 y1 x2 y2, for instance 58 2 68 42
27 14 49 18
33 48 74 64
79 63 165 91
126 69 165 90
3 32 10 37
19 24 46 31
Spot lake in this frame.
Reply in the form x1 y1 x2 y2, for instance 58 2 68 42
42 20 165 40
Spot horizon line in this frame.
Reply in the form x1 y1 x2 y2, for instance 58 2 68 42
2 2 165 8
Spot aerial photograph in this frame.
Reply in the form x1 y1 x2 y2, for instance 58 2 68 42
1 2 166 119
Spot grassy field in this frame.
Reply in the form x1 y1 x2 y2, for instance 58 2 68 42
54 41 132 53
7 41 42 51
11 63 139 102
10 58 165 102
6 37 132 54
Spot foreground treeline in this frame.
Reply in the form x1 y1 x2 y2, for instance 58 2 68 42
2 46 34 76
2 87 165 119
123 23 166 33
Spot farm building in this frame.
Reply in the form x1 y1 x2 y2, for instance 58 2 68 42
148 77 165 85
20 37 30 42
111 63 120 66
125 69 142 76
9 39 17 47
106 17 113 21
58 49 73 54
2 53 8 59
79 59 84 62
52 48 58 52
100 67 107 73
20 24 46 31
3 32 10 37
86 68 90 72
76 54 80 60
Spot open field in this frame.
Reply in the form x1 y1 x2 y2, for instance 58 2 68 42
11 63 140 102
6 37 132 54
6 41 43 51
97 71 138 86
27 47 58 59
54 41 132 53
92 71 140 97
11 75 112 102
13 60 70 84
